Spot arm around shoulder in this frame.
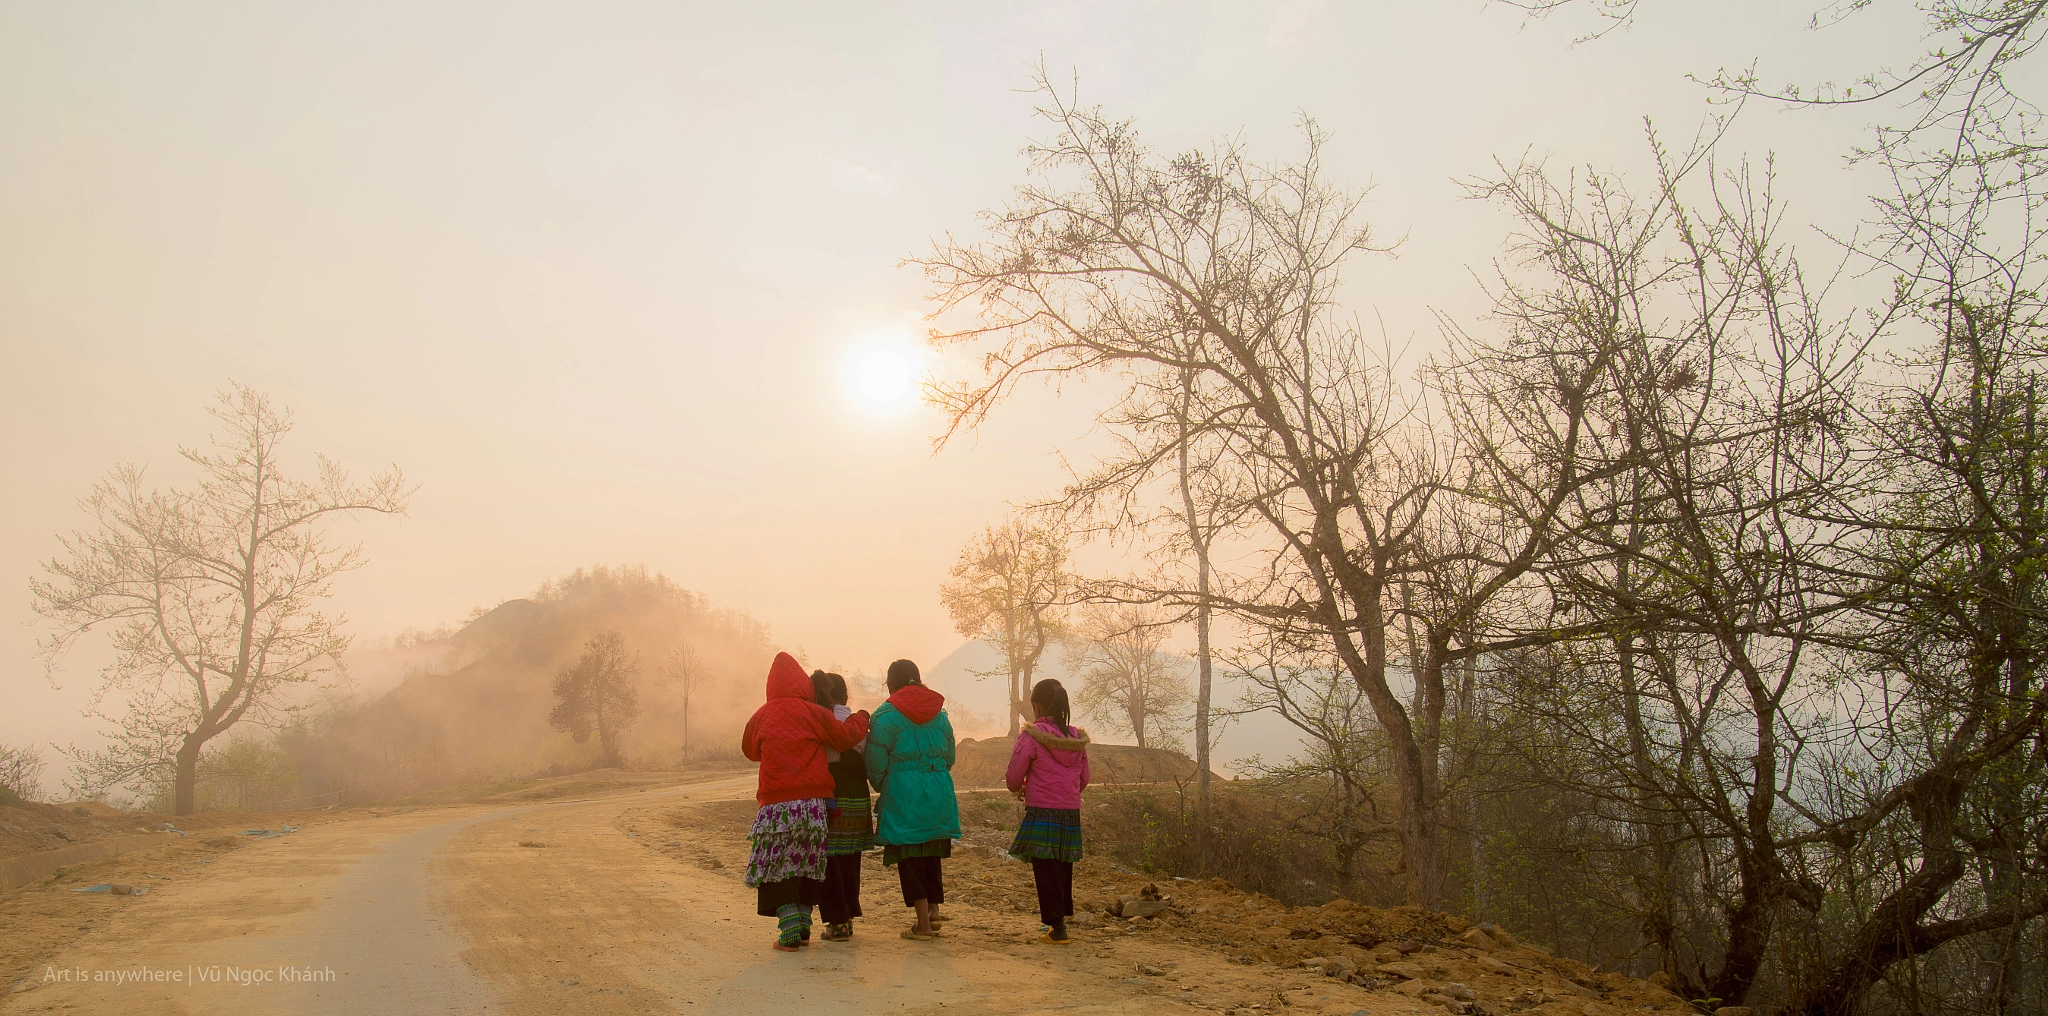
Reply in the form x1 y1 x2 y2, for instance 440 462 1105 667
864 712 893 786
815 704 869 751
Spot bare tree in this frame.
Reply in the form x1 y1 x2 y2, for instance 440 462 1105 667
922 71 1432 896
1492 6 2048 1011
919 71 1625 906
659 643 706 758
939 521 1070 734
0 745 46 803
32 383 409 815
549 631 641 768
1465 125 1875 1004
1781 164 2048 1016
1069 603 1192 750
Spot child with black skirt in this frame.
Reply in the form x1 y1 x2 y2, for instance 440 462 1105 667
811 670 871 941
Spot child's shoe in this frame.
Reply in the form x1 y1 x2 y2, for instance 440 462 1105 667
821 923 853 941
1039 926 1071 944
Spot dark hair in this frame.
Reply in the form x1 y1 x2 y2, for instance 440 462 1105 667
885 659 921 693
810 670 848 707
1029 678 1072 735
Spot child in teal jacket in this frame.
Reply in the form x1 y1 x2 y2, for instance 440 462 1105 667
865 659 961 940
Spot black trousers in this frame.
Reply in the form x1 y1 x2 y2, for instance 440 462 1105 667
1031 857 1074 929
896 855 945 907
819 854 864 924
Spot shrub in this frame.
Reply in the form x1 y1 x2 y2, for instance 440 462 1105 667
0 744 45 803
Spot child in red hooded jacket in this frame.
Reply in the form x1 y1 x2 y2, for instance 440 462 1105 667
741 652 870 951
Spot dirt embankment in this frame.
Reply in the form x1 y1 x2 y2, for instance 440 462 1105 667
633 789 1695 1016
0 801 284 860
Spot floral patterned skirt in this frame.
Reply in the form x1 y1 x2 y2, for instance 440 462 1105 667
745 798 829 888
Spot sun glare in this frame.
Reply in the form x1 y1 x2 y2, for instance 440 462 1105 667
840 332 928 418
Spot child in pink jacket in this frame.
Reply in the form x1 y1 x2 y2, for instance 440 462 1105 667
1005 678 1092 943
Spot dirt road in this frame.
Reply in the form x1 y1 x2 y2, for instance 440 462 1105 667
3 774 1404 1016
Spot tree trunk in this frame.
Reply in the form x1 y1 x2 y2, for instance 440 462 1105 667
1175 381 1215 826
1336 836 1362 901
1392 758 1441 906
1020 651 1041 733
1461 655 1483 919
1193 591 1212 819
173 733 203 816
1790 611 2024 1015
1613 538 1689 988
1985 656 2031 1016
1988 850 2024 1016
1330 573 1442 907
1792 774 1970 1016
1407 645 1452 908
1708 854 1777 1006
1008 665 1023 736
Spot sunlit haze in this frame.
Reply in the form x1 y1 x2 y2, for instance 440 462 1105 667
839 326 931 419
9 7 2045 1010
2 1 1912 756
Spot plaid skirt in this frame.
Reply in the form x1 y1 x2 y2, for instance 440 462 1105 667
826 795 873 856
1008 806 1083 863
881 839 952 866
744 798 829 887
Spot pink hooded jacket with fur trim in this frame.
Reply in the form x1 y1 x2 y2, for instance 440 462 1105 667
1004 718 1091 810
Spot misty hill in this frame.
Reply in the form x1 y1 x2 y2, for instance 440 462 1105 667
287 566 771 801
287 568 1324 803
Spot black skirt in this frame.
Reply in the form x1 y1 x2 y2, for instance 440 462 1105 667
755 875 821 917
818 853 864 924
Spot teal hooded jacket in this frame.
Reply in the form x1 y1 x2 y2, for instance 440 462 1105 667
865 684 961 846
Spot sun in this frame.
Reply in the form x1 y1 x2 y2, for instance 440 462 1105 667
840 332 928 418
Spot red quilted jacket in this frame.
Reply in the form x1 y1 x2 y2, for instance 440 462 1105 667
741 652 870 806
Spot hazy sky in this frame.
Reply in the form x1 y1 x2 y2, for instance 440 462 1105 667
1 1 1923 756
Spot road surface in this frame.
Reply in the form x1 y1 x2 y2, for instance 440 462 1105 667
4 773 1384 1016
